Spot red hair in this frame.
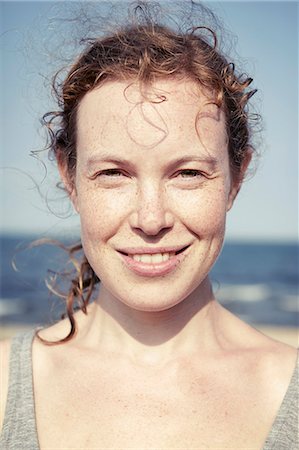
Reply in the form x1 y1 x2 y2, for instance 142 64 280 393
40 1 258 344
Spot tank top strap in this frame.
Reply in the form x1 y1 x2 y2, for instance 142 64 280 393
262 350 299 450
0 329 40 450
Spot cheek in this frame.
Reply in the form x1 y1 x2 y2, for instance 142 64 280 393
76 186 132 240
171 185 229 234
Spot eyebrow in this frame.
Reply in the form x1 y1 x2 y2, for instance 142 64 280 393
85 154 135 171
85 153 219 171
166 156 218 171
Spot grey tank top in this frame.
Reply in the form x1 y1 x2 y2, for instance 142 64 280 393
0 330 298 450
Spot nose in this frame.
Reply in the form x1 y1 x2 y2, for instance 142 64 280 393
129 182 174 236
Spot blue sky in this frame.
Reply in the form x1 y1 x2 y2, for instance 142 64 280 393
0 1 298 241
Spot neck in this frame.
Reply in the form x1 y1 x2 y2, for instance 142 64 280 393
76 277 227 366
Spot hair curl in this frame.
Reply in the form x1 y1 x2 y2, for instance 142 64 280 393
40 0 259 344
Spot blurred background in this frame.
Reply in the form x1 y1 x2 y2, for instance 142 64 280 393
0 1 298 345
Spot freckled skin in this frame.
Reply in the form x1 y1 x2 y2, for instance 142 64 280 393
1 79 297 450
69 78 238 312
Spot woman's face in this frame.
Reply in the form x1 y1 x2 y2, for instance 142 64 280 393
69 78 239 311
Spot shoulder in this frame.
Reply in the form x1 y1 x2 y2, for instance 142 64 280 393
259 340 298 391
221 308 298 388
256 341 297 388
238 320 298 385
0 338 13 433
234 329 298 416
247 324 298 377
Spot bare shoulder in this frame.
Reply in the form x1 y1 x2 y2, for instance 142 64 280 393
221 306 298 383
0 338 13 432
247 321 298 371
245 336 298 418
37 319 73 343
32 318 83 372
257 337 298 386
235 318 298 393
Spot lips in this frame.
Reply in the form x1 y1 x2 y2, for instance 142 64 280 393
117 245 190 277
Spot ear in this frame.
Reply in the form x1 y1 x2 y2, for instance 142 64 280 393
56 150 80 213
227 149 252 211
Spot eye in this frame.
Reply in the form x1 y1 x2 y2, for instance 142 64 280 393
91 168 131 187
171 169 207 189
97 169 124 177
177 169 203 178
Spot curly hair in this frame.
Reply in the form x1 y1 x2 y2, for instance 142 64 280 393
40 0 258 344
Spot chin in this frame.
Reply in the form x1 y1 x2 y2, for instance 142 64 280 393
105 279 205 314
122 298 182 313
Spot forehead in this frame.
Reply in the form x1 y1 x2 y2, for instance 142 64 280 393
76 78 228 155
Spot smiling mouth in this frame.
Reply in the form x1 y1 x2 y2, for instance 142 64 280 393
118 246 189 264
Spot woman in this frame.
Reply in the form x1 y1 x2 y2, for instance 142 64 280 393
0 2 297 449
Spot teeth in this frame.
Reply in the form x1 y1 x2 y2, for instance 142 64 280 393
151 253 164 263
140 254 152 263
132 253 174 263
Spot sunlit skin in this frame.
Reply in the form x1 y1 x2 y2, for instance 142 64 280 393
0 79 297 450
58 78 245 364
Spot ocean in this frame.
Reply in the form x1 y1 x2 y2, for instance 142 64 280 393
0 235 298 328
